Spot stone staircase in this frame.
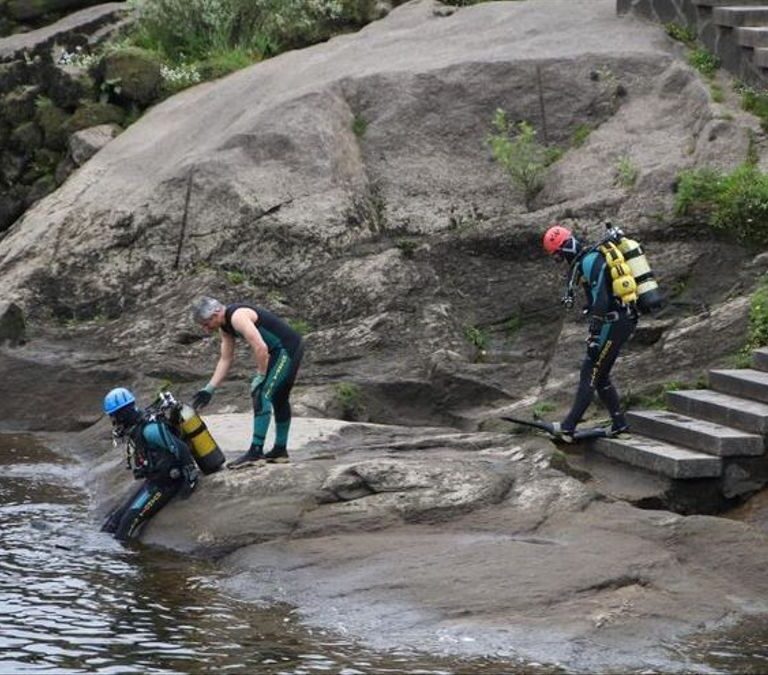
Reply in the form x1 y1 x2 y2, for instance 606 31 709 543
590 347 768 502
618 0 768 86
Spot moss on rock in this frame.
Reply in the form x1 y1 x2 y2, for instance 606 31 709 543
96 47 163 106
63 101 124 135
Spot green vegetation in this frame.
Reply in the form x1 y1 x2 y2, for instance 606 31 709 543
664 22 696 47
627 380 697 410
464 325 488 351
746 276 768 352
689 48 720 78
129 0 379 63
287 318 312 336
395 238 418 258
615 154 638 188
352 114 367 137
226 269 247 284
675 163 768 246
663 24 719 78
334 382 365 420
532 400 556 418
709 83 724 103
737 83 768 132
571 123 591 148
487 109 559 210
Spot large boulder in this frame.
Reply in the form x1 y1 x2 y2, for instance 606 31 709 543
0 0 761 423
95 47 162 106
68 122 120 166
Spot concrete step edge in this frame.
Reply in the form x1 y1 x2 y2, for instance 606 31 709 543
593 435 723 479
626 410 765 457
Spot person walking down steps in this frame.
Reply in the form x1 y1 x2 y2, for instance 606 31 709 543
542 224 639 443
191 297 304 469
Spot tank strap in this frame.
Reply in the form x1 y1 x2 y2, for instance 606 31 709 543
184 423 206 439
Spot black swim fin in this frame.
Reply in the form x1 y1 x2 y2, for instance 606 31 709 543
502 417 620 442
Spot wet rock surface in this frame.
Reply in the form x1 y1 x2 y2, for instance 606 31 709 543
76 414 768 672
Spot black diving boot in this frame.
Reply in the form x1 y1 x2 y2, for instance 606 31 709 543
227 444 265 470
609 413 630 437
264 445 289 463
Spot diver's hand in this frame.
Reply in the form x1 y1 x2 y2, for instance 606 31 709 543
191 389 212 410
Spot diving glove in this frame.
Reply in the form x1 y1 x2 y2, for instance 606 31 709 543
191 387 213 410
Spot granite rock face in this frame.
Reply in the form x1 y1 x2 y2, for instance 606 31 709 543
0 0 763 431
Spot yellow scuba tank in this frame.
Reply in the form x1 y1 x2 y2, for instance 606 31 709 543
179 403 226 474
617 237 665 313
598 242 638 306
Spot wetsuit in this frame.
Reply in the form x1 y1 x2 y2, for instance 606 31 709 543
102 418 197 541
222 303 304 450
562 249 638 432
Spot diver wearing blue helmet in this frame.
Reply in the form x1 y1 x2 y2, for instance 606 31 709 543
101 387 199 541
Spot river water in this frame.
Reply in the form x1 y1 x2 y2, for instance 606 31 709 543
2 432 767 675
0 433 543 675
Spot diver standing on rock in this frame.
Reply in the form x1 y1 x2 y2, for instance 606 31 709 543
101 387 199 541
191 297 304 469
542 224 638 442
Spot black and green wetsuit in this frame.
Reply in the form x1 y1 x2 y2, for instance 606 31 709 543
562 249 637 433
102 418 197 541
222 303 304 450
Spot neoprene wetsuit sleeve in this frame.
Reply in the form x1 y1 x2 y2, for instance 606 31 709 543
581 251 612 317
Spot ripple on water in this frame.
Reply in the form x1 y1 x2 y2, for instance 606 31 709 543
2 433 557 675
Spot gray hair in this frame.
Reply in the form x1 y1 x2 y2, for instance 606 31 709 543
192 296 224 324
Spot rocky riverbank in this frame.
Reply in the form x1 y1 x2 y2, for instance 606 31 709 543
69 413 768 672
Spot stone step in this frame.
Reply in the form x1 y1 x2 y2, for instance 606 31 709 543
736 26 768 48
754 48 768 67
709 368 768 403
667 389 768 434
753 347 768 371
626 410 764 457
714 6 768 26
695 0 768 6
593 436 722 479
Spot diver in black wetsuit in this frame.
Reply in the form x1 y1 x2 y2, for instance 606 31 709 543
190 297 304 469
542 224 638 442
101 387 198 541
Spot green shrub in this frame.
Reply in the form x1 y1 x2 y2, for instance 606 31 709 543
676 163 768 246
287 318 312 336
615 154 638 188
464 325 488 350
128 0 380 64
738 83 768 132
352 113 367 137
571 123 591 148
710 83 724 103
487 109 554 209
689 48 719 78
226 269 247 284
664 22 696 47
532 400 556 417
746 276 768 351
395 238 417 258
334 382 365 420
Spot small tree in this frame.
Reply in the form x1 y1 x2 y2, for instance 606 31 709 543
487 109 549 210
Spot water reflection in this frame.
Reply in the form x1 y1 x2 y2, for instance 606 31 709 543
0 434 533 675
